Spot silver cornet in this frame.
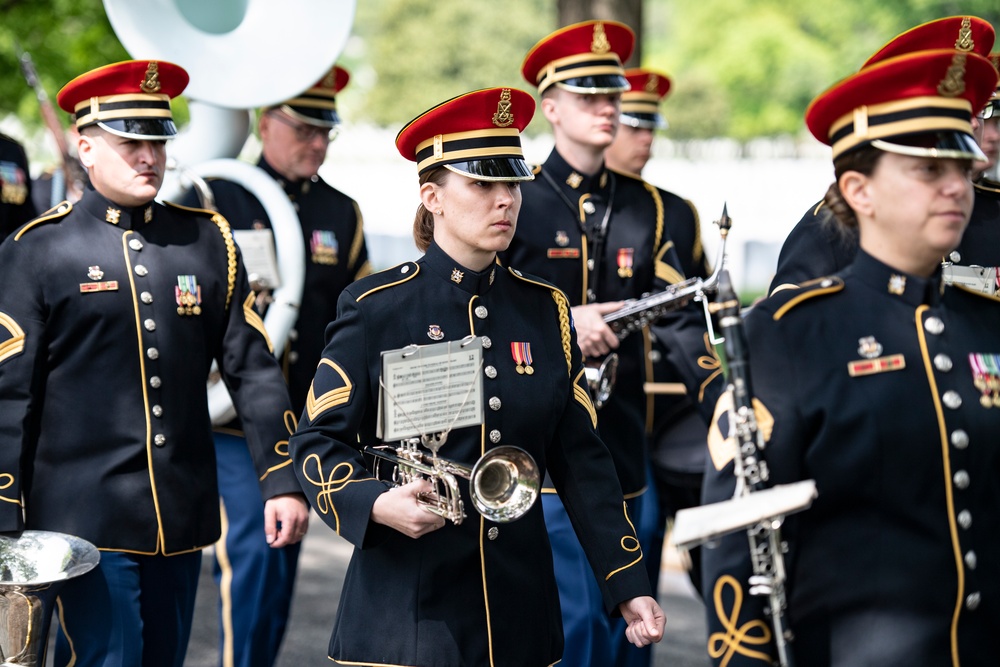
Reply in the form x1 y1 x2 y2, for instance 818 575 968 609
364 440 540 525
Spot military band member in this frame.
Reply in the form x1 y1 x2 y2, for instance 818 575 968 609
501 21 713 666
769 16 997 295
0 131 37 242
0 60 309 667
289 87 664 666
702 48 1000 666
180 64 370 667
605 65 712 667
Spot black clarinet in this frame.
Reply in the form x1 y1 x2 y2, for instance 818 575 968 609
715 269 796 667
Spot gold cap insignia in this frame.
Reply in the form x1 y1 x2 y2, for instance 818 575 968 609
955 17 974 52
645 74 659 93
591 22 611 54
140 62 162 94
322 70 337 89
492 88 515 127
937 53 967 98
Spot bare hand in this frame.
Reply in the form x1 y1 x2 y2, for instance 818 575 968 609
618 596 666 647
264 493 310 548
370 480 447 539
571 302 624 357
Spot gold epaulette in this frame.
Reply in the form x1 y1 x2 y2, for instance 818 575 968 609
13 201 72 241
355 262 420 302
770 276 844 321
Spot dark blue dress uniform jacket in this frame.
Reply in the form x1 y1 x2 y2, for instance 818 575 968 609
290 242 651 667
0 187 301 555
500 148 711 497
701 250 1000 667
183 157 371 418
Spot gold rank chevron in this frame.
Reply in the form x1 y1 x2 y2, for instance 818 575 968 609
306 359 353 422
0 313 26 365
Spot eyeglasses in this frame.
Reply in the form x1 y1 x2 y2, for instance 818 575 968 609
267 111 338 142
977 99 998 121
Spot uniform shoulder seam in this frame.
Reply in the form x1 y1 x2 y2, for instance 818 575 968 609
13 202 72 241
771 277 844 321
164 200 217 216
355 263 420 302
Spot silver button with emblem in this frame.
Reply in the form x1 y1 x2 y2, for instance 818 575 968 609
485 366 497 379
587 258 595 271
481 336 492 349
134 265 148 277
924 317 944 335
143 319 156 332
401 265 410 274
475 305 488 319
966 592 981 610
154 434 166 447
951 430 969 449
582 201 596 215
965 551 978 570
949 250 962 263
141 291 153 304
489 429 501 443
958 510 972 529
488 526 499 540
152 405 163 418
289 329 299 341
953 470 970 489
489 397 501 411
129 239 143 251
149 376 161 388
942 390 962 409
933 354 953 372
147 348 159 360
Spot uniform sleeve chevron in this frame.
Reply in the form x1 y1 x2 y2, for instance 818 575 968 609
305 359 354 422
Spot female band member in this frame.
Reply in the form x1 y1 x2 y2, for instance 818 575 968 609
289 87 665 666
701 49 1000 667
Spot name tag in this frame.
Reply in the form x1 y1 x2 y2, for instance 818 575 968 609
848 354 905 377
80 281 119 293
547 248 580 259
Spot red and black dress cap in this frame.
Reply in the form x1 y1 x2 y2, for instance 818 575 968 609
620 68 672 130
396 87 536 182
806 49 998 162
57 60 189 141
521 20 634 95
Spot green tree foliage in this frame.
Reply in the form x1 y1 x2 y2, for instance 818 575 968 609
0 0 129 128
1 0 999 142
647 0 1000 140
356 0 555 129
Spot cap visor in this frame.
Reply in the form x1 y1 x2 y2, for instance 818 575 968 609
556 74 630 95
870 130 986 161
620 112 667 130
443 158 535 182
281 105 341 128
95 119 178 141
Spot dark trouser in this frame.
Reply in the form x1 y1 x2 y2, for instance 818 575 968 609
55 549 201 667
214 431 301 667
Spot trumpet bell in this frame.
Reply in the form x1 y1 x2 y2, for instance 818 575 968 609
470 446 540 524
0 531 99 666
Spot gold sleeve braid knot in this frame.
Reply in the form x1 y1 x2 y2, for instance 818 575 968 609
212 213 237 310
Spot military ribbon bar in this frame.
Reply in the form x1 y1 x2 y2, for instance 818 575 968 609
847 354 905 377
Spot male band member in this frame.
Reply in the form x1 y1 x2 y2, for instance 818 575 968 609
605 65 713 667
181 64 370 667
502 20 717 666
0 60 308 667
